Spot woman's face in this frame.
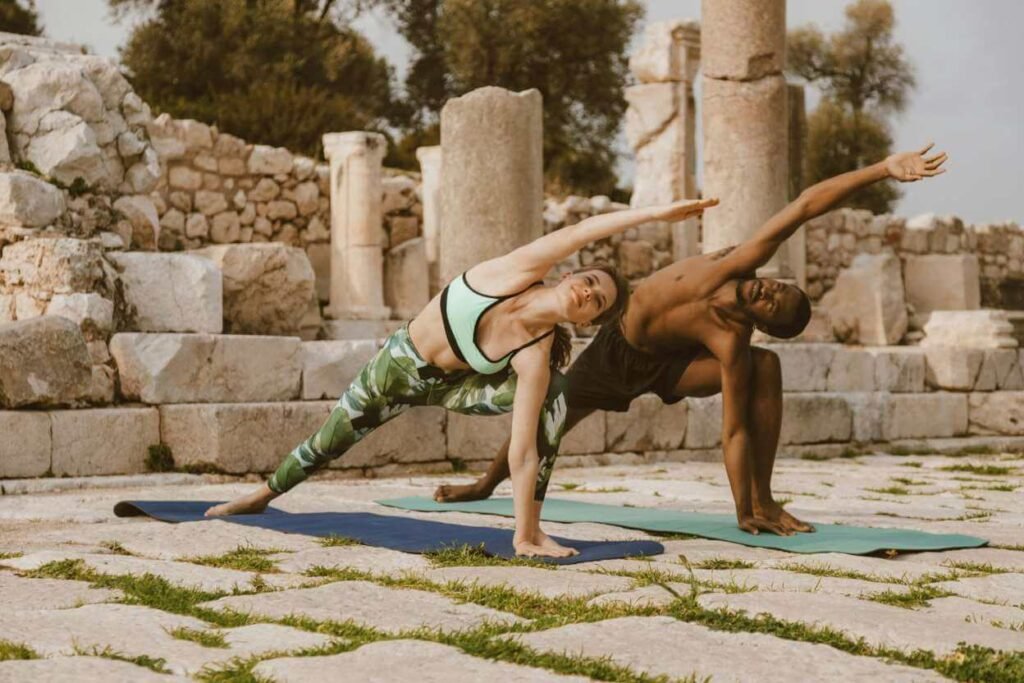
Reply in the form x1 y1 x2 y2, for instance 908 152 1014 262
558 269 617 325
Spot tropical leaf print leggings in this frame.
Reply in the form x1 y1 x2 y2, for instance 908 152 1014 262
268 326 568 499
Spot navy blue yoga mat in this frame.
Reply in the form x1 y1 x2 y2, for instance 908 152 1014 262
113 500 664 565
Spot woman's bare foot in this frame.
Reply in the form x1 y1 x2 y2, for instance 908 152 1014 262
433 481 492 503
535 530 579 557
205 484 277 517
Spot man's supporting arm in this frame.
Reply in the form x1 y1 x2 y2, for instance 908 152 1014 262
715 144 948 279
717 341 793 536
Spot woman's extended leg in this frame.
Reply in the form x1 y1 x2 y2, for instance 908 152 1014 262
207 328 431 516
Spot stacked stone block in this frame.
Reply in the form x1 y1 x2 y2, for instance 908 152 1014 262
625 19 701 260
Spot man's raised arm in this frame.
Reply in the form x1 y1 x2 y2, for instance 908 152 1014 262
715 143 948 278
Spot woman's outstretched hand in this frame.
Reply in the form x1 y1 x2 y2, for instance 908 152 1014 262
885 143 948 182
651 197 720 223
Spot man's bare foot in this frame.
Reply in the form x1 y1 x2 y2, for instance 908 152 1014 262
433 481 492 503
205 484 277 517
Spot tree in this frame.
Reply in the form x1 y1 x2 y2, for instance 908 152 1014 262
381 0 643 195
787 0 914 213
114 0 398 158
0 0 43 35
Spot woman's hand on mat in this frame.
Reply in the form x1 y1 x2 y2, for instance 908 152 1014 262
885 143 948 182
650 197 719 223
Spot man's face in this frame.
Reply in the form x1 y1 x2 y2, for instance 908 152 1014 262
736 278 803 330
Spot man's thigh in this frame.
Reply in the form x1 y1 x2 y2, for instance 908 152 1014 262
670 349 723 398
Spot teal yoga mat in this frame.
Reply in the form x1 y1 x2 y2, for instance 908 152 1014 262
377 497 988 555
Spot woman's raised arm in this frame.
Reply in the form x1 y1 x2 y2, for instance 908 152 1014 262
471 198 718 290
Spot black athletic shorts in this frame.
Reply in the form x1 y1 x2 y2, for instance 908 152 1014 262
564 321 703 413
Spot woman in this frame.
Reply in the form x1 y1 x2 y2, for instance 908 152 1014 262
207 197 717 557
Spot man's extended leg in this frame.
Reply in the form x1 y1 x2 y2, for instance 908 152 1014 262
433 406 594 502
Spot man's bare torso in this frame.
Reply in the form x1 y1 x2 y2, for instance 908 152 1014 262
620 247 750 358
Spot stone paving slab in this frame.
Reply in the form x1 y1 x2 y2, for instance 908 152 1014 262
0 572 122 610
509 616 944 682
418 566 634 599
199 580 524 633
684 568 909 598
268 546 431 575
896 547 1024 572
0 656 192 682
762 553 945 582
565 558 695 579
922 596 1024 630
253 639 590 683
0 603 333 676
2 551 308 593
699 591 1024 655
933 572 1024 605
654 539 792 564
34 518 321 560
586 584 680 608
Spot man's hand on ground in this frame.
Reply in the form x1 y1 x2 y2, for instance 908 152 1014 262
885 143 948 182
737 515 794 536
753 500 816 534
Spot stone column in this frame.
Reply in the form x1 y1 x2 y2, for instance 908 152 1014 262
625 19 701 261
787 83 807 289
701 0 790 277
415 145 442 295
322 131 390 320
439 87 543 285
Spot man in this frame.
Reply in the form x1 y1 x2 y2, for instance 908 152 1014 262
435 144 948 535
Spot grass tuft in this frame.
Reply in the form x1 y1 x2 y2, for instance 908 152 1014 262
888 445 939 456
867 485 910 496
941 464 1015 476
145 444 175 473
0 640 39 661
189 546 282 573
691 558 756 571
425 544 552 569
101 540 132 555
73 644 169 673
169 626 229 648
559 482 581 491
800 452 832 461
866 584 953 609
0 552 22 561
319 534 362 547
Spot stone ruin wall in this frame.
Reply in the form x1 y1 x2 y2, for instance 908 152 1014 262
803 209 1024 309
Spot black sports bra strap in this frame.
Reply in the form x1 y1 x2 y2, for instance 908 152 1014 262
508 327 556 358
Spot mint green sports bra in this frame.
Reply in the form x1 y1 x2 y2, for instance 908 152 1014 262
440 272 553 375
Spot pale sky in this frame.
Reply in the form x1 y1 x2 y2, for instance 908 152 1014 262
32 0 1024 225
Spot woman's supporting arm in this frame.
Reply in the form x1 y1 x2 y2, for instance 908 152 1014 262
506 340 574 557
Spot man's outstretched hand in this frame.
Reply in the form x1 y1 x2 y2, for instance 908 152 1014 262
885 143 948 182
652 197 719 223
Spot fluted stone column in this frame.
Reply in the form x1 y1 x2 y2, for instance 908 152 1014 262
415 145 442 295
625 19 701 261
701 0 790 277
322 131 390 320
439 87 543 285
